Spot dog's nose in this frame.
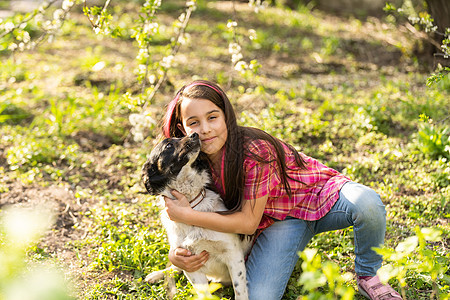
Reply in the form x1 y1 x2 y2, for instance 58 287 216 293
189 132 199 139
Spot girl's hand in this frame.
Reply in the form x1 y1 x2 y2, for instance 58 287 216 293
164 190 193 223
169 248 209 272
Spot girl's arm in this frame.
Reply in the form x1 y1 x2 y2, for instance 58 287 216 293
164 190 268 235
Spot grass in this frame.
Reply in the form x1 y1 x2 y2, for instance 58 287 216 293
0 0 449 299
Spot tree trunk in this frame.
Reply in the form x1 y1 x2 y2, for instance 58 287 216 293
425 0 450 66
425 0 450 33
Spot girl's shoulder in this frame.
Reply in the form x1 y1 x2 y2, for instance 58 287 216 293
244 138 276 157
243 137 306 166
243 138 287 170
242 139 278 175
245 138 297 157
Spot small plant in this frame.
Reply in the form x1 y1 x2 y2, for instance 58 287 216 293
375 227 450 300
417 114 450 160
0 101 30 124
296 248 355 300
46 97 77 136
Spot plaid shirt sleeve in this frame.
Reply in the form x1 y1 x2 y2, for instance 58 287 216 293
243 140 281 200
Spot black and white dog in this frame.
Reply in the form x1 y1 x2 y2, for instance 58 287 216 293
142 133 252 300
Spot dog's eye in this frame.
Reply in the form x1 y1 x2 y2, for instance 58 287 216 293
165 143 173 150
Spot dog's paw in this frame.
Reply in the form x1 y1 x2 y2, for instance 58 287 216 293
145 270 165 283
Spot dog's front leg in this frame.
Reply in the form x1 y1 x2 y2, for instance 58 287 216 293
145 265 181 283
227 253 249 300
184 271 210 296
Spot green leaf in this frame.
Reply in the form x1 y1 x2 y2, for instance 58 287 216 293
395 236 418 254
301 248 318 262
377 264 400 283
383 3 397 12
298 271 327 291
420 227 443 242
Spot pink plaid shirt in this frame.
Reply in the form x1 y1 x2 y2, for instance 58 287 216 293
211 139 351 230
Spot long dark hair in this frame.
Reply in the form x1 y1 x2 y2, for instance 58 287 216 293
161 80 307 212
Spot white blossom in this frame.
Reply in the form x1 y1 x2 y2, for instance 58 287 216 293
53 9 64 20
234 61 248 72
129 113 156 142
408 16 420 24
129 113 155 127
62 0 74 10
186 0 196 8
144 22 159 34
248 29 257 40
91 61 106 72
248 0 266 13
178 13 186 23
137 48 149 61
4 21 15 32
178 33 189 45
228 42 241 54
24 31 30 43
227 20 238 28
8 43 18 51
138 64 147 73
232 53 243 63
148 74 156 84
35 13 44 24
161 55 174 69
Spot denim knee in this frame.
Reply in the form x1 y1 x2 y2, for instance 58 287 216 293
342 182 386 226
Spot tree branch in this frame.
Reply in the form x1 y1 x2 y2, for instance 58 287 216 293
404 22 442 50
0 0 59 39
142 4 194 110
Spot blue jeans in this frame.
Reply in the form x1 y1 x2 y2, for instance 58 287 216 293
246 182 386 300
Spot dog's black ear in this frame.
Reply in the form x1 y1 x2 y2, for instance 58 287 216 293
141 161 157 195
141 161 168 195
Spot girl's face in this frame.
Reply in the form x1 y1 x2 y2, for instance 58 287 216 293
178 98 228 162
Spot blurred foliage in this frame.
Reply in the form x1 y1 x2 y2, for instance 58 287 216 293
297 248 355 300
375 227 450 300
0 207 74 300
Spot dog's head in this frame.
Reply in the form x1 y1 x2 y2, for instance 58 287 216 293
142 133 205 195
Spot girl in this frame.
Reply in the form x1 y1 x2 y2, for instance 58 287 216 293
160 79 401 300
